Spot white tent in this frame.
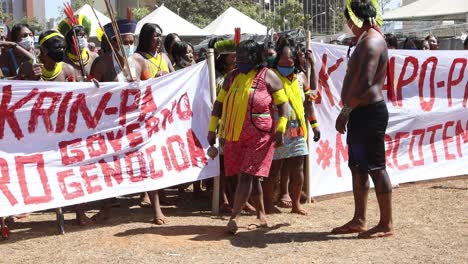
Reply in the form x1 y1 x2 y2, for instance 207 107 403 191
383 0 468 21
74 4 111 37
204 7 267 36
135 5 208 36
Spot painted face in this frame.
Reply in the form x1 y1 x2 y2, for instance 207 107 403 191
152 28 162 51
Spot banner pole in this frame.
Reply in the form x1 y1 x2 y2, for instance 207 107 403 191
305 30 312 204
207 48 220 215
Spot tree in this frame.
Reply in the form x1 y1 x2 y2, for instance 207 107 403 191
18 17 44 33
273 0 305 31
132 7 150 21
156 0 262 29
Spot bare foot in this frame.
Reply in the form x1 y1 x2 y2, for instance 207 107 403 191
243 202 256 213
265 205 282 214
92 209 110 224
277 194 293 208
331 220 367 234
358 225 394 239
247 217 269 231
76 214 93 226
291 206 308 215
300 191 308 204
227 218 238 234
153 217 167 225
220 203 233 214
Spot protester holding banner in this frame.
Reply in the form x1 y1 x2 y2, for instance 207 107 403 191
172 41 195 70
134 23 174 78
17 30 75 81
262 37 320 215
0 23 35 78
90 19 150 82
208 39 289 234
332 0 394 239
58 14 98 81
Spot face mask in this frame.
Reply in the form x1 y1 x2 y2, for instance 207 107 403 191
18 36 33 50
236 63 254 73
277 66 295 77
48 49 65 62
123 44 135 57
266 56 276 66
78 37 87 50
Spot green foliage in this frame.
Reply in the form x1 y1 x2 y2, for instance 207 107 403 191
273 0 305 30
71 0 95 11
18 17 44 33
157 0 263 29
132 7 151 21
0 5 12 23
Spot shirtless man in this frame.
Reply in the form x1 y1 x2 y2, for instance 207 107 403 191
332 0 394 239
90 19 149 82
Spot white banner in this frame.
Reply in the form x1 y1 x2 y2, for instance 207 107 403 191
309 43 468 196
0 61 219 217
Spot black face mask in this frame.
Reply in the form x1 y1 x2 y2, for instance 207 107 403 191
48 48 65 62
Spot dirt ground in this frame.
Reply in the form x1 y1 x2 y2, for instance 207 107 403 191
1 177 467 264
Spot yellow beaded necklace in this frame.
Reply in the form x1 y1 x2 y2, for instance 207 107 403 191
67 48 91 66
41 62 63 81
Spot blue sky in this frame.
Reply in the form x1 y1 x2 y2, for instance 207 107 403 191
45 0 63 20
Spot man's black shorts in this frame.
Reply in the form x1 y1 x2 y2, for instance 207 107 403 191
347 100 389 171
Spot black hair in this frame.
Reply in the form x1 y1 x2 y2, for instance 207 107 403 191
345 0 377 26
274 37 297 70
136 23 163 53
464 37 468 47
39 30 66 51
11 23 32 42
172 41 193 62
208 37 224 49
385 33 398 48
163 33 180 53
236 39 263 66
402 37 417 50
425 35 436 41
65 25 85 51
215 54 230 74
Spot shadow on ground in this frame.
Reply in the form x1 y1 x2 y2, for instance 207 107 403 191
114 223 357 248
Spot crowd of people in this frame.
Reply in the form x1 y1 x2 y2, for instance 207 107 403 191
6 0 466 240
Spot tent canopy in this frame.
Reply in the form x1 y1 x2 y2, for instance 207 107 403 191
383 0 468 21
204 7 267 36
74 4 111 37
135 5 208 36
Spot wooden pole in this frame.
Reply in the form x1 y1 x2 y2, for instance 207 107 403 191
305 30 312 204
90 4 123 72
104 0 133 81
207 48 220 215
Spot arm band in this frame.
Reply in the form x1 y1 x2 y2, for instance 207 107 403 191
272 89 288 105
216 88 227 103
308 114 317 122
311 122 319 128
208 116 219 132
276 116 288 133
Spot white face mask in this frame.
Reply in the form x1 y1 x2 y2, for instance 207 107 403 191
18 36 33 50
78 37 87 50
123 44 135 57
